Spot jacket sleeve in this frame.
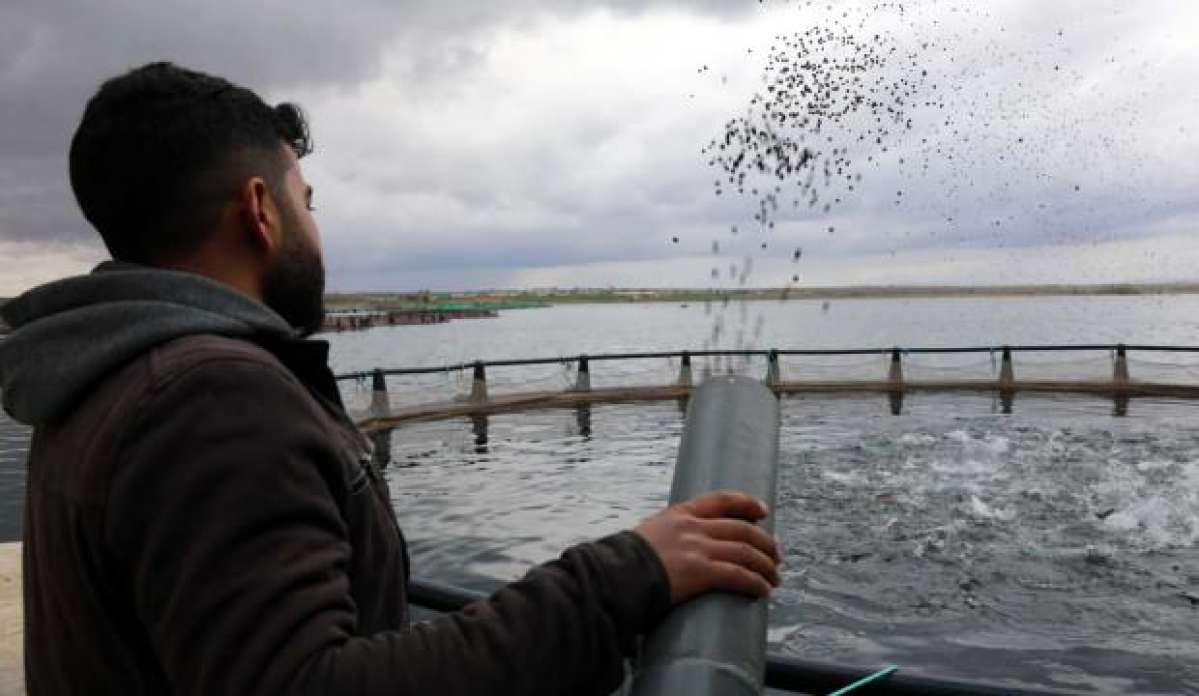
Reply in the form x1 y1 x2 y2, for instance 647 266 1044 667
105 356 672 696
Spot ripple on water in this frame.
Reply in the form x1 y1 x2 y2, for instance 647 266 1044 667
383 393 1199 694
0 410 30 541
2 387 1197 692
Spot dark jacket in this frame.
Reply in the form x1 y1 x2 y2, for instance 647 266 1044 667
0 262 671 695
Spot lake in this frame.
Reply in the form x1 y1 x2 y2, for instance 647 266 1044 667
2 294 1199 693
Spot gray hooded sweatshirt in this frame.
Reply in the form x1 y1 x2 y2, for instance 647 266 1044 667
0 260 297 427
4 259 671 696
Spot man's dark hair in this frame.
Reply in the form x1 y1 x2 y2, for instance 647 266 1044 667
69 62 312 263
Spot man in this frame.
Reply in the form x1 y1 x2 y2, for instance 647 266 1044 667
0 63 780 695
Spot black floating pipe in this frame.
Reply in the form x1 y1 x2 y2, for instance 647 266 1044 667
764 656 1080 696
404 585 1078 695
631 375 781 696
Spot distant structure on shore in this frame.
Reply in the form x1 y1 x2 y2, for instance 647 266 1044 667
6 282 1197 338
324 282 1199 311
319 293 549 334
320 308 498 334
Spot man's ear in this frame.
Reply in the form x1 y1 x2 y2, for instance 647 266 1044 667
238 176 281 255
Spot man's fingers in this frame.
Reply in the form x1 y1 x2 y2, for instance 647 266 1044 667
711 560 774 598
704 539 781 587
635 494 782 605
682 490 769 521
699 518 780 561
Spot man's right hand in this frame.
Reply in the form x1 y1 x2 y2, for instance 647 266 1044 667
633 490 781 604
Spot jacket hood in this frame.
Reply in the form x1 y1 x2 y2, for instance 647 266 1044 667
0 261 297 426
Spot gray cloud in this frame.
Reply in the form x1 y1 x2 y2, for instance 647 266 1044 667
0 0 750 250
311 0 1197 288
0 0 1196 293
0 0 413 246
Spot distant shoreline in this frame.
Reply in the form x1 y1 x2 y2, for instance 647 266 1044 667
2 284 1196 331
323 283 1199 310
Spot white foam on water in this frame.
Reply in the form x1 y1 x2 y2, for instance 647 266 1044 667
1098 460 1199 549
1135 459 1174 473
964 494 1015 522
766 622 805 644
898 432 937 446
821 469 870 487
928 455 1005 480
947 630 1064 652
946 429 1011 456
923 430 1015 483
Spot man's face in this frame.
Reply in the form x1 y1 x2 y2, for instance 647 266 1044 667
261 147 326 336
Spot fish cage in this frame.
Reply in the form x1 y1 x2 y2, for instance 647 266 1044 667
336 344 1199 429
334 344 1199 696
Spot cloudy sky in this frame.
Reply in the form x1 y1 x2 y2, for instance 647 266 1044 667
1 0 1196 294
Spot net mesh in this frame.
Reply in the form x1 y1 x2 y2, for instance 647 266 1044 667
340 348 1199 419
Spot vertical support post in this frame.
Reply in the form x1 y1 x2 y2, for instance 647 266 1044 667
574 355 592 393
765 349 781 388
677 351 693 387
470 414 489 453
575 405 593 439
370 429 393 471
470 362 488 404
998 347 1015 415
1113 345 1130 387
370 368 391 420
887 348 904 386
999 346 1015 389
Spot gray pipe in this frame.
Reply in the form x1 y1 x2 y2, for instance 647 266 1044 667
631 375 781 696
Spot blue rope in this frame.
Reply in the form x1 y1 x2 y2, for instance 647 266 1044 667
828 664 899 695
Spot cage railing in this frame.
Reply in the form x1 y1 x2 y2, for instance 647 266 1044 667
336 344 1199 382
335 344 1199 428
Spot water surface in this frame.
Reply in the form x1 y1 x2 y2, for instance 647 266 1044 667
2 295 1198 692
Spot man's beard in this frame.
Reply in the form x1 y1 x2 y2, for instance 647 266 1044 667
262 226 325 337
